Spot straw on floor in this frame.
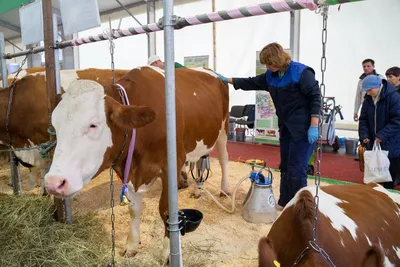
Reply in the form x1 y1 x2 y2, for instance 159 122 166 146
0 193 110 267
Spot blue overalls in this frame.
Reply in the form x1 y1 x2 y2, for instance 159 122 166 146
266 62 319 207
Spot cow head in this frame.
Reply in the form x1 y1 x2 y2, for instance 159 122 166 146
258 236 386 267
44 79 155 197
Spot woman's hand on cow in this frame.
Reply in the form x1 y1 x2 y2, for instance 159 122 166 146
205 68 229 84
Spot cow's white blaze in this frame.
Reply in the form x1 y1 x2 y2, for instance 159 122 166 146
44 79 112 196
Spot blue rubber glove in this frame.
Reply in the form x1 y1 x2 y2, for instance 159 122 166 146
213 71 228 84
307 126 318 144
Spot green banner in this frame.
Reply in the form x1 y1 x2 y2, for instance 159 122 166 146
325 0 364 5
0 0 32 15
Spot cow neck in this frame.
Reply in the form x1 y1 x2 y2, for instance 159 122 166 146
112 82 136 188
0 88 9 123
0 86 13 143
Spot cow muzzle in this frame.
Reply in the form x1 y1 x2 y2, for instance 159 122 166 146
45 175 70 197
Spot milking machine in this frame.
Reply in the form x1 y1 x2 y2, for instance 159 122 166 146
189 155 211 187
189 156 277 224
241 162 277 224
321 96 343 152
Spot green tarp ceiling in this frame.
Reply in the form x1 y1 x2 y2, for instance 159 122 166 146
0 0 32 16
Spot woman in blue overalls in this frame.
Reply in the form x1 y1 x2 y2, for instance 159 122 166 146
214 43 320 210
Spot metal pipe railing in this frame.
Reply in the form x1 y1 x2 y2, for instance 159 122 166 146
4 0 365 60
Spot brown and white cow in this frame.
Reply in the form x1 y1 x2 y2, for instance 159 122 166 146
0 68 130 191
258 182 400 267
44 66 230 260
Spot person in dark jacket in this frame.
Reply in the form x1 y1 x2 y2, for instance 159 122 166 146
385 66 400 92
358 75 400 190
213 42 321 209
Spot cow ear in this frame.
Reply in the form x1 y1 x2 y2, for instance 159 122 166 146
111 104 156 129
360 245 384 267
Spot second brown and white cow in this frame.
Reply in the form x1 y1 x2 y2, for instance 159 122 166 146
44 66 230 260
258 182 400 267
0 68 130 190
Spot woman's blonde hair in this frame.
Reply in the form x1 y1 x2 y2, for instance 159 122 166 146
259 42 291 69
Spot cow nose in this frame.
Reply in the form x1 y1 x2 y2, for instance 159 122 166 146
45 175 67 196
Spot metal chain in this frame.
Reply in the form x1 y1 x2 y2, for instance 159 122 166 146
293 6 334 267
108 127 129 267
5 50 33 148
0 128 57 157
105 22 131 266
313 4 328 245
106 23 117 267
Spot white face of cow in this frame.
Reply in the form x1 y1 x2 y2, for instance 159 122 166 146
44 79 155 197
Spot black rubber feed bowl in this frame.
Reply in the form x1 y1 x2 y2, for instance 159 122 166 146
166 209 203 236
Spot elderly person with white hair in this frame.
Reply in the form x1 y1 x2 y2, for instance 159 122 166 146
147 55 185 69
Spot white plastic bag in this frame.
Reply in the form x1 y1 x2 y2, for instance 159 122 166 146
363 141 392 184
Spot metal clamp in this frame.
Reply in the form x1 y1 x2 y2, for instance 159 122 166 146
49 41 61 49
156 15 184 29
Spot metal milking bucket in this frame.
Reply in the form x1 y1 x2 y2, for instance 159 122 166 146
241 164 277 224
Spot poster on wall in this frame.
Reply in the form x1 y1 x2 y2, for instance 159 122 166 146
254 49 291 145
184 55 209 68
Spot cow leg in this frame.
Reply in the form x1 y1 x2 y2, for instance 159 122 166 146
39 168 48 196
120 181 143 258
27 168 37 190
178 164 189 189
216 125 230 197
159 172 171 264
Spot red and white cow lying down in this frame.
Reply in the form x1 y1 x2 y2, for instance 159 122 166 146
44 66 230 259
258 182 400 267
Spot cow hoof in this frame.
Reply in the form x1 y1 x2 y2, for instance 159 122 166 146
220 192 231 198
178 180 189 190
163 257 170 266
119 249 138 258
190 192 202 199
181 171 188 181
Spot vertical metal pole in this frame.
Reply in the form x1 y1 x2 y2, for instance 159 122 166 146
42 0 65 222
290 10 300 61
212 0 216 70
0 32 20 196
163 0 183 266
52 12 72 225
72 33 80 69
53 14 61 95
147 0 156 56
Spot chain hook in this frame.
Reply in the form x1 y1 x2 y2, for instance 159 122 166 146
106 16 119 266
5 50 33 149
293 4 335 267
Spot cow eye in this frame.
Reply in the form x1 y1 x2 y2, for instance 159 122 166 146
89 124 97 128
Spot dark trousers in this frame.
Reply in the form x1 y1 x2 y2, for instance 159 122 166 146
382 157 400 189
278 126 316 207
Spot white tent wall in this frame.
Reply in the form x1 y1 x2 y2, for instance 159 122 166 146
154 0 213 68
214 0 290 110
3 0 398 132
299 0 400 126
78 0 290 110
4 37 28 68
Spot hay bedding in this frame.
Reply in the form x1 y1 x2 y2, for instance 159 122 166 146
0 158 329 267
